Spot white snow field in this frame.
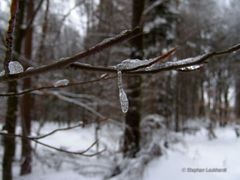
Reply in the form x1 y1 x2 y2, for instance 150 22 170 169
0 122 239 180
144 127 240 180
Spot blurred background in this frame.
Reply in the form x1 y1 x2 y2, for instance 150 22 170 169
0 0 240 180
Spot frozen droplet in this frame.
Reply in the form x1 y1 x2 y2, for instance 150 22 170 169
8 61 24 74
54 79 70 87
117 71 129 113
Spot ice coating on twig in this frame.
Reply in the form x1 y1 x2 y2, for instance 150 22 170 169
117 70 129 113
116 59 150 70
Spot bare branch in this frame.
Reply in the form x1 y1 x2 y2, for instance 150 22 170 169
28 123 83 140
47 91 107 120
54 0 85 40
0 131 104 157
24 0 45 34
0 75 116 97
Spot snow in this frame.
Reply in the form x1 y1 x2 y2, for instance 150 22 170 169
16 170 100 180
3 122 123 180
54 79 70 87
0 122 239 180
144 17 167 33
8 61 24 74
143 127 240 180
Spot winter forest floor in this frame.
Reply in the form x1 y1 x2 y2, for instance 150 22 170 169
0 121 240 180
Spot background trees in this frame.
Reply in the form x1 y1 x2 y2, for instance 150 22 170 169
0 0 240 179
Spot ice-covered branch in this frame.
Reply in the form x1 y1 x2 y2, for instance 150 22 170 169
71 43 240 74
0 27 141 82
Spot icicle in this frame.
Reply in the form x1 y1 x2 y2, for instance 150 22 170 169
117 70 129 113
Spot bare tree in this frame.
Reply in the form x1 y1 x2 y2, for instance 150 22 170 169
122 0 145 158
2 1 23 180
20 0 34 175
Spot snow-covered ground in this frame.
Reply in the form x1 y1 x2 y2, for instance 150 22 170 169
0 122 240 180
144 127 240 180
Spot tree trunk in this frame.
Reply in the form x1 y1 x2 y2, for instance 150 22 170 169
175 78 180 132
3 82 18 180
236 77 240 119
20 0 33 175
2 1 24 180
123 0 145 158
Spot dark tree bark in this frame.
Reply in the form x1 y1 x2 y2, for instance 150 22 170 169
2 1 24 180
37 0 49 64
123 0 145 158
236 77 240 119
175 78 180 132
20 0 34 175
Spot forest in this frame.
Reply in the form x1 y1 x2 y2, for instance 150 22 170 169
0 0 240 180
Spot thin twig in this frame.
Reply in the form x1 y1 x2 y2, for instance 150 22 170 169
24 0 44 34
28 123 83 140
46 91 107 120
0 75 116 97
0 131 104 157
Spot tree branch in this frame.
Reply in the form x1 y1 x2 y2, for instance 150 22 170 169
23 0 45 35
0 131 104 157
46 91 108 120
70 43 240 74
0 27 141 82
28 123 84 140
0 74 115 97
